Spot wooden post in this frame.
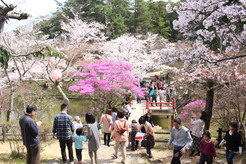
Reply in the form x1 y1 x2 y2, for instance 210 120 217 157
217 128 222 145
146 101 149 110
2 125 6 142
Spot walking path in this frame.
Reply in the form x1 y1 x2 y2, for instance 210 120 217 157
0 100 243 163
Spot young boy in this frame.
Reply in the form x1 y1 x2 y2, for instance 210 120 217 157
199 131 216 164
131 120 139 151
72 128 87 164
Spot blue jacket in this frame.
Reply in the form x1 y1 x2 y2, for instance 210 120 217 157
19 114 40 147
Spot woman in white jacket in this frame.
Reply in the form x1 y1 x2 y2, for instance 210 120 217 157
190 111 207 156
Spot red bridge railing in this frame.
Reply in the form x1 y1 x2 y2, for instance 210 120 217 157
146 98 176 110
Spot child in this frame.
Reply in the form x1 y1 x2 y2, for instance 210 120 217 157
72 128 87 164
219 122 242 164
131 120 139 151
199 131 216 164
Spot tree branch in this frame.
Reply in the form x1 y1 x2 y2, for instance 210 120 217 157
6 13 28 20
214 54 246 63
0 0 10 8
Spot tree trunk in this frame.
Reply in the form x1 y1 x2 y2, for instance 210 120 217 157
7 86 16 121
204 80 214 130
56 83 71 112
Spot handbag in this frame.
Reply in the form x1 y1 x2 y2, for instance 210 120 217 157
118 120 126 135
141 140 147 147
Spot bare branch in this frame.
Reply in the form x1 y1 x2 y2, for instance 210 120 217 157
6 13 28 20
214 54 246 63
0 0 9 8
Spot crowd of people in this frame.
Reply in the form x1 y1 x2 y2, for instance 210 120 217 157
140 76 173 105
19 100 243 164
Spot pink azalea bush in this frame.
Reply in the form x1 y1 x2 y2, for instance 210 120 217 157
179 100 206 121
69 59 144 97
69 59 144 114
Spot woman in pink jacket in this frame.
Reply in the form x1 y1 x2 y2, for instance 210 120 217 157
100 109 113 146
112 110 129 164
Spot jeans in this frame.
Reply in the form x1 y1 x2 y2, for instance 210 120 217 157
199 154 213 164
171 146 183 164
151 95 157 106
59 139 74 162
104 133 111 146
226 150 236 164
26 144 40 164
75 149 82 161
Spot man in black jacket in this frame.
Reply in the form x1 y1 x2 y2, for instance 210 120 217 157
19 104 42 164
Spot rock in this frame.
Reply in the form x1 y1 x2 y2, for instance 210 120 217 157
216 160 225 164
45 158 61 164
184 161 192 164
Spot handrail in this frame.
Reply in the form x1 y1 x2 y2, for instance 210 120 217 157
146 99 176 110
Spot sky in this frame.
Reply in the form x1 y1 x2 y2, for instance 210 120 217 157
5 0 66 31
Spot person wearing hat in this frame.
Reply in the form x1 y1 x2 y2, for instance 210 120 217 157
130 120 139 151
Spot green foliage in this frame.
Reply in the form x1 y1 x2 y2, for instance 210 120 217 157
33 46 63 59
38 0 181 40
0 46 11 69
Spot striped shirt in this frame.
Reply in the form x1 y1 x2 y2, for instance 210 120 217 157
52 113 74 140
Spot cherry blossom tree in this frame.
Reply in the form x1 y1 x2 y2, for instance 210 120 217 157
69 58 144 117
0 25 63 121
0 15 108 120
96 33 178 77
166 0 246 130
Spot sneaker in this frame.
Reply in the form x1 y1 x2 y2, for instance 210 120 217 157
148 154 152 158
112 154 118 159
70 162 74 164
121 161 125 164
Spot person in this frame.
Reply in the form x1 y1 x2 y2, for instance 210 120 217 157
130 119 139 151
72 128 87 164
139 116 155 158
219 122 242 164
128 93 133 106
112 110 129 164
157 80 163 90
52 104 74 164
122 102 131 120
111 107 118 130
85 113 101 164
19 104 42 164
190 111 207 156
158 87 166 102
149 87 157 106
73 116 83 133
141 110 154 133
100 109 113 146
198 131 216 164
167 118 193 164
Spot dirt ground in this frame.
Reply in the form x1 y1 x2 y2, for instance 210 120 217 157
1 136 244 164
